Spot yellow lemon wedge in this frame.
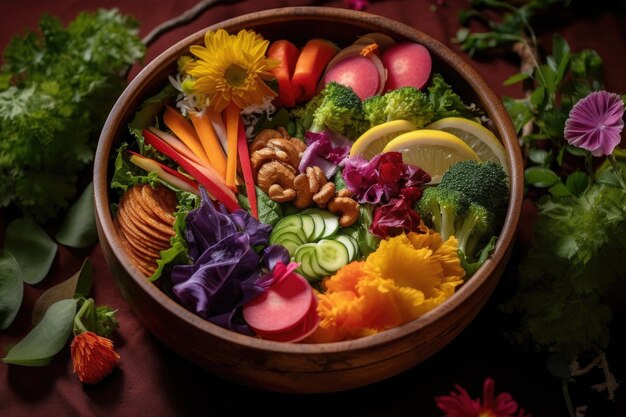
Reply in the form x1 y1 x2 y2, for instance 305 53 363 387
382 129 480 183
426 117 509 176
350 120 417 160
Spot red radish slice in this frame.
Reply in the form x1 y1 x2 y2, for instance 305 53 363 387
254 293 320 343
382 42 432 91
243 272 313 334
321 44 387 97
324 56 379 100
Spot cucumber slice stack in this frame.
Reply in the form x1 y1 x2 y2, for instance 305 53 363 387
269 208 361 281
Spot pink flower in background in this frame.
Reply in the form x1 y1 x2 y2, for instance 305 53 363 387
435 377 531 417
344 0 369 11
564 91 624 156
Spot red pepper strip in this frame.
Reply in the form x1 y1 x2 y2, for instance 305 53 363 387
143 129 241 213
237 119 258 219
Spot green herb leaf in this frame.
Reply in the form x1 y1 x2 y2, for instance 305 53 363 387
2 298 77 366
4 217 58 285
525 167 559 188
55 182 98 248
31 258 91 325
548 181 571 197
0 250 23 330
0 10 145 222
503 72 530 86
256 187 283 227
530 86 546 108
528 148 551 166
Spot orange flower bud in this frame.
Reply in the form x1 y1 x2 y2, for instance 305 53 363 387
70 331 120 384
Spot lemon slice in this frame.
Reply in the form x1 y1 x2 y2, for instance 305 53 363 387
382 129 480 183
350 120 416 160
426 117 509 175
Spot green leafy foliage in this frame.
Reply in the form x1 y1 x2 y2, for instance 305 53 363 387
0 250 23 330
2 298 77 366
4 217 58 285
506 183 626 360
55 182 98 248
0 9 145 221
31 258 92 326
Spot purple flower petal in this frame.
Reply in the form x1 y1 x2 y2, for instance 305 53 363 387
564 91 624 156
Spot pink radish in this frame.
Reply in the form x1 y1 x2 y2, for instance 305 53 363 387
382 42 432 91
254 293 319 343
243 270 314 336
324 55 380 100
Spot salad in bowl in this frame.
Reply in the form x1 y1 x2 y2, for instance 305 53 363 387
110 25 510 344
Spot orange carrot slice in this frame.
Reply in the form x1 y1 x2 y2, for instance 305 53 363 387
189 110 228 179
237 117 257 219
143 129 240 212
268 40 300 108
163 106 211 166
224 102 240 188
291 39 338 102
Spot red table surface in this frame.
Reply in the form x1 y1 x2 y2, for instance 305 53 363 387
1 1 625 416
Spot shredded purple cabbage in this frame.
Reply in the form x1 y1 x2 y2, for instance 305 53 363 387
172 188 288 335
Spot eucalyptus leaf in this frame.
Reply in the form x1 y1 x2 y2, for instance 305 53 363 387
2 298 77 366
55 182 98 248
31 258 92 325
525 167 559 188
0 250 23 330
4 217 58 285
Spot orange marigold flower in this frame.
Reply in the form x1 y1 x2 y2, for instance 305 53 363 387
313 231 465 342
70 331 120 384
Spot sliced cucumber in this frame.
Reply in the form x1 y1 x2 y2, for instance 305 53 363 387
315 239 350 272
298 251 319 281
308 212 326 241
277 239 301 257
333 235 357 261
309 251 332 277
299 214 316 240
273 215 302 233
270 227 307 246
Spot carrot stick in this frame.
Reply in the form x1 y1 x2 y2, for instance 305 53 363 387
163 106 211 166
268 40 300 108
291 39 338 102
224 102 240 189
237 117 257 219
189 110 228 180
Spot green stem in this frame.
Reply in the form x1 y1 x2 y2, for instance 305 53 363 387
562 379 576 417
607 153 626 191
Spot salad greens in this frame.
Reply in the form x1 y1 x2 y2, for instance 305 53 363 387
0 9 145 221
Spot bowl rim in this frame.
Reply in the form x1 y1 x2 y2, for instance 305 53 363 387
94 6 523 354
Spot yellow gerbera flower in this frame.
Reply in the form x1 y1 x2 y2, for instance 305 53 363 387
186 29 279 112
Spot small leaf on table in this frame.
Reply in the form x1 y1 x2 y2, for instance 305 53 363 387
55 182 99 248
525 166 559 188
32 258 92 326
2 298 77 366
4 217 58 285
0 250 23 330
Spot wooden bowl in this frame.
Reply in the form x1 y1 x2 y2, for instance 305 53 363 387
94 7 523 393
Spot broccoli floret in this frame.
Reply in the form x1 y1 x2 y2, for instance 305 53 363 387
383 86 435 128
415 160 509 260
363 95 387 127
439 160 509 216
454 203 495 257
295 81 366 139
416 187 469 241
